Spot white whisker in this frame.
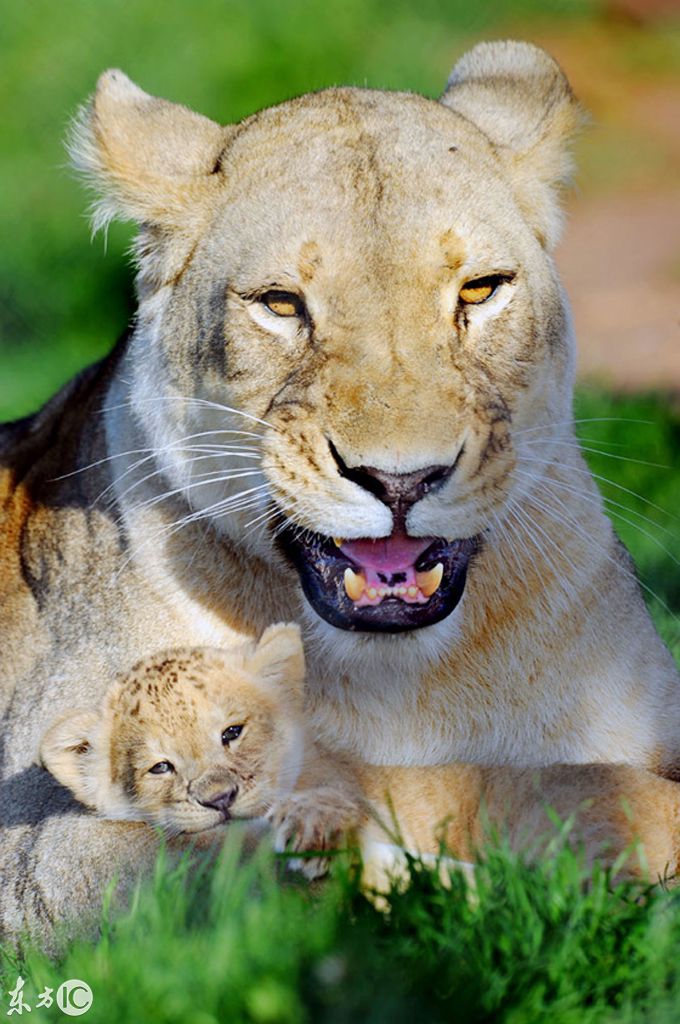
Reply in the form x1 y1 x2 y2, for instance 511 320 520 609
515 466 680 551
128 470 265 515
520 438 669 470
513 416 655 437
515 483 679 626
516 454 680 525
49 428 263 483
101 393 275 431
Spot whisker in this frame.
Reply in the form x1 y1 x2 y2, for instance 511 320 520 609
488 509 533 598
168 485 271 529
241 507 280 539
513 416 655 437
515 466 680 544
49 429 263 483
520 438 669 470
516 454 680 526
90 441 261 508
129 470 266 515
517 486 679 626
105 455 263 511
110 483 272 582
101 393 275 431
507 501 579 609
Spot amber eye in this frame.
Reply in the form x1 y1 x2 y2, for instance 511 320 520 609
222 724 244 746
459 276 504 305
149 761 175 775
261 290 305 318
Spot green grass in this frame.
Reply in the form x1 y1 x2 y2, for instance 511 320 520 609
6 832 680 1024
573 390 680 663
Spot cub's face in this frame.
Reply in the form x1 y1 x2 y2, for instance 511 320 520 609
107 659 299 834
39 626 305 833
81 43 581 637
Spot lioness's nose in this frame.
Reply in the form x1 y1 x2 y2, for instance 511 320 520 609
329 441 456 522
199 785 238 817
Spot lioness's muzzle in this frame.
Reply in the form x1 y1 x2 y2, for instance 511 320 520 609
278 526 478 633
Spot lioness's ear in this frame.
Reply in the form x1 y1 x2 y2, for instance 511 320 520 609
69 69 231 232
441 41 585 249
246 623 306 696
39 710 102 808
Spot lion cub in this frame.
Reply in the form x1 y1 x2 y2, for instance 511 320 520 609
39 625 319 836
41 624 680 884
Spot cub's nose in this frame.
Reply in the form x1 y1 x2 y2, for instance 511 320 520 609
199 785 239 818
329 441 456 523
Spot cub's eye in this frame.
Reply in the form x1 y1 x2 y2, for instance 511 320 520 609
260 291 305 318
459 276 505 305
222 724 244 746
149 761 175 775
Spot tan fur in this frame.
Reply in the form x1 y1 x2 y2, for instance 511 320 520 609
40 626 306 834
2 41 680 942
41 631 680 885
358 763 680 883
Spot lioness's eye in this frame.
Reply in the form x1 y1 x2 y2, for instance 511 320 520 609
222 724 244 745
149 760 175 775
459 276 504 305
261 290 305 318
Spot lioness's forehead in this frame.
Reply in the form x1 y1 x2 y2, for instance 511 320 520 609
214 87 526 266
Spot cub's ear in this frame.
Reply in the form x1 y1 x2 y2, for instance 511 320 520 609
68 69 232 233
246 623 306 696
39 710 102 808
440 41 585 249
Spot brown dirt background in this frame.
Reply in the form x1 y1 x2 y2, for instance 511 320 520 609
533 14 680 390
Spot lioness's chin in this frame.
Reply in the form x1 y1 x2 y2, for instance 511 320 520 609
276 521 479 633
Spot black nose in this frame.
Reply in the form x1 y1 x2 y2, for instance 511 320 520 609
200 785 238 817
329 441 456 526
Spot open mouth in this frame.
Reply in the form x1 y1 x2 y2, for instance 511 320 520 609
277 525 479 633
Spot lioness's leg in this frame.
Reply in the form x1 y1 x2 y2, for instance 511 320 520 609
359 762 680 881
481 763 680 879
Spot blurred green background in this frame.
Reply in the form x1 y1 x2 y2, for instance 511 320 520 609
1 0 679 654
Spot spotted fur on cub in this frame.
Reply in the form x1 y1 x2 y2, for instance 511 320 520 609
39 626 309 834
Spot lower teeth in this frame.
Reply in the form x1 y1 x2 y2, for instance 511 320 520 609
342 563 444 604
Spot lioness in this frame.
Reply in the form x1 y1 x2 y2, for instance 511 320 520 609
40 625 680 883
1 40 679 940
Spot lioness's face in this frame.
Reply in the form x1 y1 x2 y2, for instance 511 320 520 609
87 47 579 635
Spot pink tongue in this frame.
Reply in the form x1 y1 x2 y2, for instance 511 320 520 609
340 534 433 573
339 533 435 607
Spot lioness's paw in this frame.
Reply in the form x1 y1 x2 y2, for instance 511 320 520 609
269 787 363 880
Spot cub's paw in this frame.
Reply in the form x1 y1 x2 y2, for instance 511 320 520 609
269 787 364 880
